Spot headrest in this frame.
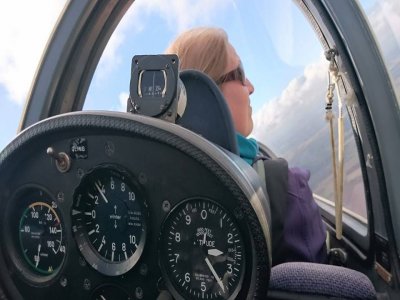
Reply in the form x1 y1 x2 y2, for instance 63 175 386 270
177 70 239 154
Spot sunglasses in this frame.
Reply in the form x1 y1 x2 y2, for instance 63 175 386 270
215 61 246 86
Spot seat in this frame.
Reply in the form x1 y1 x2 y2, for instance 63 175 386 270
176 69 239 154
268 262 377 299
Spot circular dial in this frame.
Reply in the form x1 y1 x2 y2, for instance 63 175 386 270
18 189 66 275
160 198 245 300
140 69 166 97
72 166 146 276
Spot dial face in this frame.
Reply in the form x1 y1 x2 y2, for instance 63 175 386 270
72 167 146 276
160 198 245 300
18 189 66 275
140 69 166 97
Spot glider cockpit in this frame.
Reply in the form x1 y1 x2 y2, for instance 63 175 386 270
1 0 400 299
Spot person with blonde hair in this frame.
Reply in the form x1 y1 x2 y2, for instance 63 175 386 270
166 27 327 266
166 27 254 140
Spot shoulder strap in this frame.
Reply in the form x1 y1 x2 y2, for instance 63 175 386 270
253 159 267 191
262 158 289 201
253 157 289 265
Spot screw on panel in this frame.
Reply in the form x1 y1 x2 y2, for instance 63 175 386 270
139 173 147 184
59 276 68 287
77 168 85 179
79 256 87 267
140 263 148 276
162 200 171 213
83 278 91 290
135 287 144 299
57 191 64 203
366 153 374 168
105 141 115 157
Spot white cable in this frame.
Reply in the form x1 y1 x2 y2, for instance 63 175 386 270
325 49 344 240
335 74 345 240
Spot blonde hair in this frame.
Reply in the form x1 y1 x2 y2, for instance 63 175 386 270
166 27 229 82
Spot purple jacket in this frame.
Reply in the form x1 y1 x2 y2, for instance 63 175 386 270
236 134 327 265
279 167 327 264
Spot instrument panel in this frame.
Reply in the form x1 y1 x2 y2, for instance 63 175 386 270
0 112 270 299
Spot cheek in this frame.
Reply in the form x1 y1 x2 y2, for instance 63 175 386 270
221 86 250 113
221 85 252 134
222 89 240 117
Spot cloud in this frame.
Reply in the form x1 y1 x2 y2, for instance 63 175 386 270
252 55 329 156
252 0 400 158
0 0 230 105
117 92 129 112
0 1 66 105
96 0 232 79
259 0 322 67
367 0 400 98
130 0 231 33
368 0 400 60
0 0 231 105
94 30 125 80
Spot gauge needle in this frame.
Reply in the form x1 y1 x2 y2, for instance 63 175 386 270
95 182 108 203
203 233 207 245
35 244 41 267
208 248 223 256
205 257 225 293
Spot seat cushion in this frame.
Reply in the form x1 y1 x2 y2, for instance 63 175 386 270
269 262 376 299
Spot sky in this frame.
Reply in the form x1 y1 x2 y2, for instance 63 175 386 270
0 0 399 154
0 0 66 149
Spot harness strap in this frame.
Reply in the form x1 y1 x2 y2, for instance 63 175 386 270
253 159 267 191
253 157 288 265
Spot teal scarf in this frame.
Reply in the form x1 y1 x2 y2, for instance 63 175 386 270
236 133 259 165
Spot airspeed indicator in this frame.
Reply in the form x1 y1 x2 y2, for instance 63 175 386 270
19 197 66 275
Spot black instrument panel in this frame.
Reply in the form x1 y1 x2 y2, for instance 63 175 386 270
0 112 270 299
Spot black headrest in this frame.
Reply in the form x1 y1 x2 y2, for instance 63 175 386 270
177 70 239 154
